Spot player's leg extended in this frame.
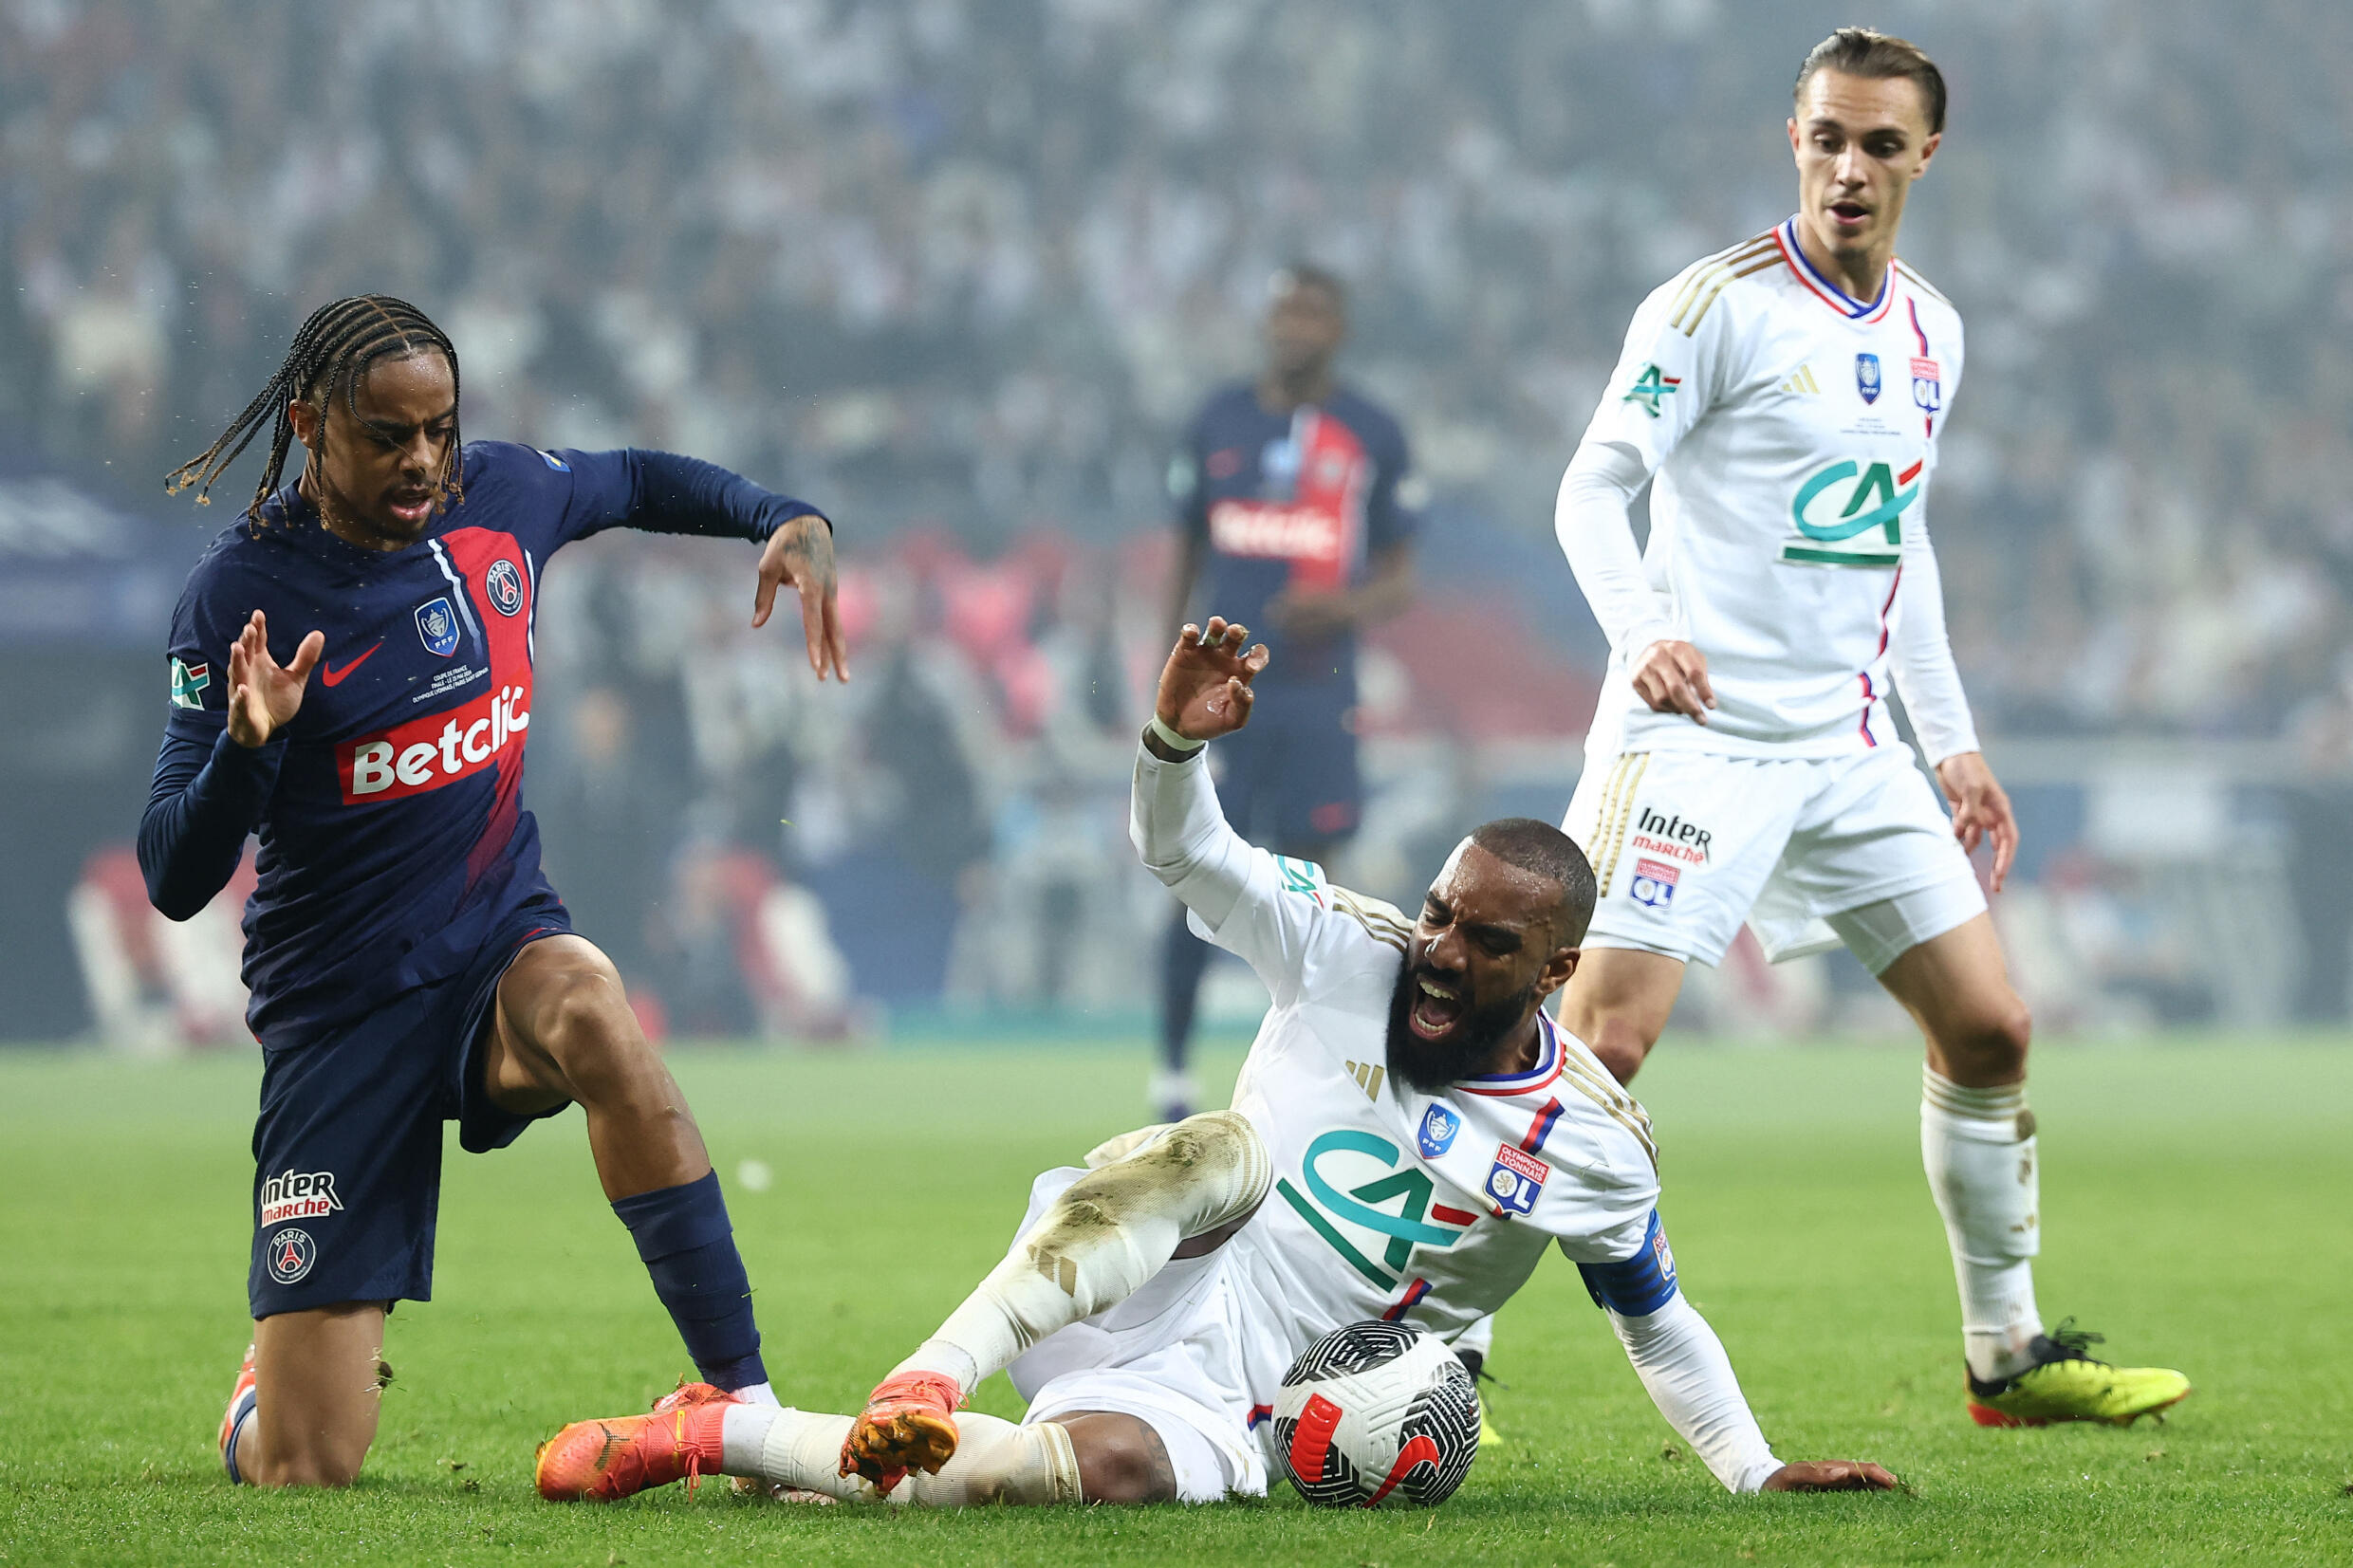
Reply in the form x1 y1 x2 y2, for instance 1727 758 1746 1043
221 1302 387 1486
1556 948 1687 1085
538 1391 1096 1505
1876 912 2188 1423
480 935 771 1399
846 1110 1269 1485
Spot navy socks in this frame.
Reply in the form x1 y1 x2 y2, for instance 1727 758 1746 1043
611 1170 768 1392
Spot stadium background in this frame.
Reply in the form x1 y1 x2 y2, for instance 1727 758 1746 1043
5 0 2350 1050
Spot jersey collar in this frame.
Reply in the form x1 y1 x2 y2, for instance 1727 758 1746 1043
1775 216 1894 323
1457 1011 1566 1098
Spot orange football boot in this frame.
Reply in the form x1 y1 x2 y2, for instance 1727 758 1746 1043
839 1370 964 1493
535 1382 736 1502
218 1342 259 1484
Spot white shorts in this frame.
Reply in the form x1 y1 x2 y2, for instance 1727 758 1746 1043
1006 1168 1278 1503
1563 745 1985 972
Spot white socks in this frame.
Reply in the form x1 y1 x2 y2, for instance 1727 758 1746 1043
1921 1065 2044 1382
896 1110 1271 1397
718 1405 1082 1505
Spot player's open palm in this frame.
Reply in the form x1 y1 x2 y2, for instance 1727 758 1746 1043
225 608 324 749
1156 617 1269 742
1761 1460 1900 1492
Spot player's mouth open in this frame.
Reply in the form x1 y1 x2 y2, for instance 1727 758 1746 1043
387 490 435 524
1410 975 1466 1039
1829 201 1870 226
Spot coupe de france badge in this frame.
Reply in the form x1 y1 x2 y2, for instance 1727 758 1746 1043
1855 352 1882 404
415 597 461 657
1486 1143 1547 1218
1417 1104 1461 1160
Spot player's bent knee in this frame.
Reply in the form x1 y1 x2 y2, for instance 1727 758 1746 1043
1088 1109 1272 1238
1065 1415 1177 1504
1943 995 2031 1080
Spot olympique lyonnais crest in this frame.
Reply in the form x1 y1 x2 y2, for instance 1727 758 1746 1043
1486 1143 1547 1218
485 559 525 617
1855 351 1882 404
1630 857 1680 910
415 596 461 656
1911 357 1942 414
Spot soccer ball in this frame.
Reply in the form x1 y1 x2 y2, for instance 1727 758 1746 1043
1270 1320 1481 1507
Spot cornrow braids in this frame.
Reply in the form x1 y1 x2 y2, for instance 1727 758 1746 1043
166 294 463 526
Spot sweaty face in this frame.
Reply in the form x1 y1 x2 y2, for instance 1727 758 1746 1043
299 351 458 547
1384 842 1566 1093
1788 69 1940 267
1264 283 1345 383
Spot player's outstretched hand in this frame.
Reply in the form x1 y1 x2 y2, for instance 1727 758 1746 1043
1760 1460 1900 1492
1631 638 1715 724
1155 617 1269 745
225 609 324 749
753 512 850 682
1936 750 2018 892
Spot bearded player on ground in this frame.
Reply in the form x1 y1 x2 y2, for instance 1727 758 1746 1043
140 295 848 1486
535 618 1897 1506
1550 29 2187 1428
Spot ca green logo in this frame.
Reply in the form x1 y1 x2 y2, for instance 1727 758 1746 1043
1275 1129 1473 1287
170 657 212 710
1621 363 1681 418
1780 457 1922 567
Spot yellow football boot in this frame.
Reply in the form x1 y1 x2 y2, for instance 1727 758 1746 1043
1966 1320 2191 1428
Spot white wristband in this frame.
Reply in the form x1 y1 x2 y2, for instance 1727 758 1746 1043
1146 714 1205 755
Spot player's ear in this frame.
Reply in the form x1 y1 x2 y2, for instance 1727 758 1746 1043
1538 944 1580 1000
1912 129 1941 177
288 397 323 452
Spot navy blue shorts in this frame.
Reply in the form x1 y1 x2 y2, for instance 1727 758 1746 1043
1212 678 1362 849
246 903 574 1319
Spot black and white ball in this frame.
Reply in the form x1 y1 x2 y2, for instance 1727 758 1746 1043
1271 1321 1481 1507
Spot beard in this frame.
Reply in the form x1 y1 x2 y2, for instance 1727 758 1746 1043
1385 957 1542 1094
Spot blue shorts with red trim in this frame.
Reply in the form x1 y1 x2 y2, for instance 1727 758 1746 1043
1212 678 1362 849
245 895 574 1318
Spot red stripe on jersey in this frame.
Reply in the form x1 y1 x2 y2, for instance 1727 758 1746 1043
1520 1097 1566 1153
1381 1278 1432 1321
1430 1204 1479 1227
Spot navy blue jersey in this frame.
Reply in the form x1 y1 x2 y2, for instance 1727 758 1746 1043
1171 384 1417 686
140 441 819 1042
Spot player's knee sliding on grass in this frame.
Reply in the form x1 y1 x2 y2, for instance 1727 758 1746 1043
153 295 851 1487
537 1109 1269 1505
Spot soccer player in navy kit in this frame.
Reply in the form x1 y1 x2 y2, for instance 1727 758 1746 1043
1158 267 1416 1119
140 296 850 1487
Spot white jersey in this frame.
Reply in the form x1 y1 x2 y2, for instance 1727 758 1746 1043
1133 744 1662 1368
1574 218 1972 761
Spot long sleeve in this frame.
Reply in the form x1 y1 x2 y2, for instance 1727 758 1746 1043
1129 739 1332 1003
1555 440 1677 659
139 725 283 920
1607 1294 1783 1493
558 448 828 546
1885 505 1982 766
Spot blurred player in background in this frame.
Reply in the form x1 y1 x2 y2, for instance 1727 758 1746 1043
140 295 848 1486
536 618 1897 1507
1157 266 1417 1121
1552 30 2187 1427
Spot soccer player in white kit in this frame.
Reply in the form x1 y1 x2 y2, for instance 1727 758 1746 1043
1551 28 2187 1428
536 619 1898 1505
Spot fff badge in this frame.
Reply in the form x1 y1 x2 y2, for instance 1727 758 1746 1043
415 597 462 657
1486 1143 1547 1218
1855 352 1882 404
1416 1104 1461 1160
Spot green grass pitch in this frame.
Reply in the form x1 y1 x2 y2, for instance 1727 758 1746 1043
3 1036 2349 1566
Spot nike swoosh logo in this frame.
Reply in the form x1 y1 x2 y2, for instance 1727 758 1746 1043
321 642 382 686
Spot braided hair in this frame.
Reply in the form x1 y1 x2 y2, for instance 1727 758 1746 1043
166 294 463 525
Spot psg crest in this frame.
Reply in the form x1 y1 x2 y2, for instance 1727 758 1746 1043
485 559 525 617
267 1227 316 1285
415 597 462 657
1855 352 1882 404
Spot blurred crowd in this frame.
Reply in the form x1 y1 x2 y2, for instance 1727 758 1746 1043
14 0 2353 1037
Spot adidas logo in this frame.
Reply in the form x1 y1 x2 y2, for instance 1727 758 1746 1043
1343 1061 1386 1100
1780 364 1822 395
